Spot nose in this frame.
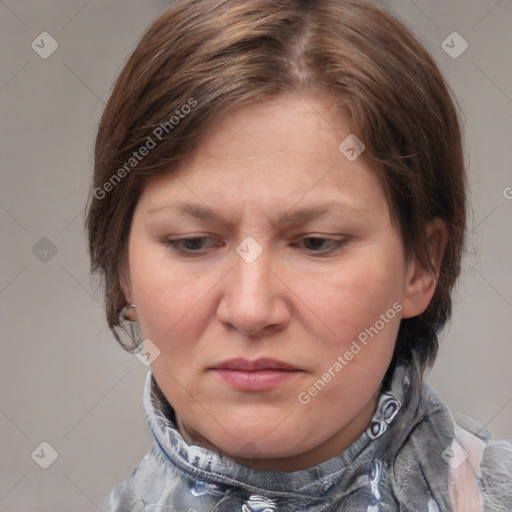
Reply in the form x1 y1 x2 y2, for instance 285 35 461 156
216 244 291 336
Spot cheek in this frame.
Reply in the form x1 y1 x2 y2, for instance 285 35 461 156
129 245 208 348
299 253 404 344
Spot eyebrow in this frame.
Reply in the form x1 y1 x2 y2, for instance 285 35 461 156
146 199 367 226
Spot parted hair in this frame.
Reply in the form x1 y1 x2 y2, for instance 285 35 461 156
85 0 467 386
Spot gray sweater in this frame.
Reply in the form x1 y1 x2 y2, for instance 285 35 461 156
103 351 512 511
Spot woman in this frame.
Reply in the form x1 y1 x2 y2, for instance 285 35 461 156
85 0 512 510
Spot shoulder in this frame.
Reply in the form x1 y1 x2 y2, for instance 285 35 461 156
452 411 512 512
389 383 511 512
100 444 173 512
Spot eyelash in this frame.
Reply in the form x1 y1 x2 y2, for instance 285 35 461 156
160 236 348 257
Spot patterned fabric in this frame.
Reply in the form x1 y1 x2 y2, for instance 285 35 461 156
102 348 512 511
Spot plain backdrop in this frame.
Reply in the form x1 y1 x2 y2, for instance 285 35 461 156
1 0 511 510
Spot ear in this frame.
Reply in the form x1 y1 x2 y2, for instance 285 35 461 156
401 218 448 319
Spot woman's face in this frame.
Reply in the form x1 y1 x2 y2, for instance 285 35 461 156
123 92 437 471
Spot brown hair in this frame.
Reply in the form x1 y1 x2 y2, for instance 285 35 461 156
84 0 467 384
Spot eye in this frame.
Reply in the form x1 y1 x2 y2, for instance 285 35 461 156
160 235 348 257
161 236 216 256
298 236 348 254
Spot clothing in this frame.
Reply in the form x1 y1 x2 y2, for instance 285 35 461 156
103 351 512 511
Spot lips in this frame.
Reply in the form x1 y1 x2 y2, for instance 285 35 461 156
210 358 302 391
212 358 298 371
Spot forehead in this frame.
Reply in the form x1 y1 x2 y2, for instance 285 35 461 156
136 92 390 223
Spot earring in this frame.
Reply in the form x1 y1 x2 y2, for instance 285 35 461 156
122 303 136 321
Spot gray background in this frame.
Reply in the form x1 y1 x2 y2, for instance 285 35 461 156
1 0 511 510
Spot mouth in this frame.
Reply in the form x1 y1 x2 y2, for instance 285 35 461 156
210 358 302 391
212 357 298 371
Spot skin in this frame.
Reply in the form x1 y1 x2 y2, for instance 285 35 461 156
122 91 446 471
